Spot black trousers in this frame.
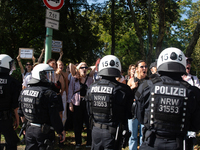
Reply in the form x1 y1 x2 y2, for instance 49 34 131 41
139 136 183 150
0 119 19 150
73 100 91 145
25 126 55 150
91 126 116 150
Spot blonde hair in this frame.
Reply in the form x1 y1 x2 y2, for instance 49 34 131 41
57 60 63 65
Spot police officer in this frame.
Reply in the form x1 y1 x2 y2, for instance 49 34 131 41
0 54 21 150
18 63 65 150
86 55 133 150
135 47 200 150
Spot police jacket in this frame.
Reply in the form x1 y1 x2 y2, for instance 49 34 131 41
0 73 21 111
86 77 133 127
18 82 63 134
135 75 200 136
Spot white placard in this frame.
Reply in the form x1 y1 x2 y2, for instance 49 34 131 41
45 18 59 30
52 48 61 53
52 44 62 48
19 48 34 59
51 40 62 53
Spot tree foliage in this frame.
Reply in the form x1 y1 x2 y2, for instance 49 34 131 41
0 0 199 77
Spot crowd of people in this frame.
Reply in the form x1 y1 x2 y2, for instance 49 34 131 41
0 47 200 150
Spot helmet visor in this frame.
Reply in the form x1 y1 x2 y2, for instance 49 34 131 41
39 70 55 83
9 60 16 75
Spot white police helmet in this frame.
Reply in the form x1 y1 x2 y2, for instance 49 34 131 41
31 64 55 83
157 47 186 74
98 55 121 77
0 54 16 75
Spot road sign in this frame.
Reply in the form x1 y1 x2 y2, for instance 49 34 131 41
43 0 64 11
52 40 62 53
45 18 59 30
46 9 60 21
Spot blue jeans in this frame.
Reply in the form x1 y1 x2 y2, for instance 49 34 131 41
128 118 144 150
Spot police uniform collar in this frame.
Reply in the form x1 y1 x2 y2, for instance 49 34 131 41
0 67 9 74
161 74 183 81
101 76 116 81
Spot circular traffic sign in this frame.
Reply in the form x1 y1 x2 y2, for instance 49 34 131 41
43 0 64 11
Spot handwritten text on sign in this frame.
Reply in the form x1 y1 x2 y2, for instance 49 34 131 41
19 48 34 59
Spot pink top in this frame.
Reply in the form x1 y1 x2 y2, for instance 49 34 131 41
67 76 93 106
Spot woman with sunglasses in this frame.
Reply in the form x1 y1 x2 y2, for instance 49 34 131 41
68 62 96 148
17 55 35 81
128 60 149 150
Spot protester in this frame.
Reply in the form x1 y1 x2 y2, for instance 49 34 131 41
182 57 200 88
149 61 159 79
125 64 135 84
21 49 45 89
182 57 200 150
22 62 39 89
128 60 148 150
68 62 95 148
127 64 136 88
56 60 68 126
93 58 101 82
16 55 35 86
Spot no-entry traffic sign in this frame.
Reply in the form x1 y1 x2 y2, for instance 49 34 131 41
43 0 64 11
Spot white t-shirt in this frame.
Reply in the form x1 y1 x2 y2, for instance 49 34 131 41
182 74 200 89
22 74 32 88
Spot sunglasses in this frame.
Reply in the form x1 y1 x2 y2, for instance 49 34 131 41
80 67 88 69
186 67 190 70
26 64 32 66
140 65 147 69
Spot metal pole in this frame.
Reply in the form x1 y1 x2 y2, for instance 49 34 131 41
44 27 53 64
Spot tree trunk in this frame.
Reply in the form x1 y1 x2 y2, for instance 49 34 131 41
147 0 153 65
186 20 200 57
66 0 81 62
111 0 115 55
127 0 145 60
155 0 165 58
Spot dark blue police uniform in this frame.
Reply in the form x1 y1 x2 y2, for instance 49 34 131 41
86 77 133 150
135 75 200 150
18 82 64 150
0 74 21 150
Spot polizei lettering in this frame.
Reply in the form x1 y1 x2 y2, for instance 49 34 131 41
0 78 7 84
155 86 186 97
91 86 113 94
22 90 39 97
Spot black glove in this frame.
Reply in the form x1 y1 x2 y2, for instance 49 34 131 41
122 130 131 148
